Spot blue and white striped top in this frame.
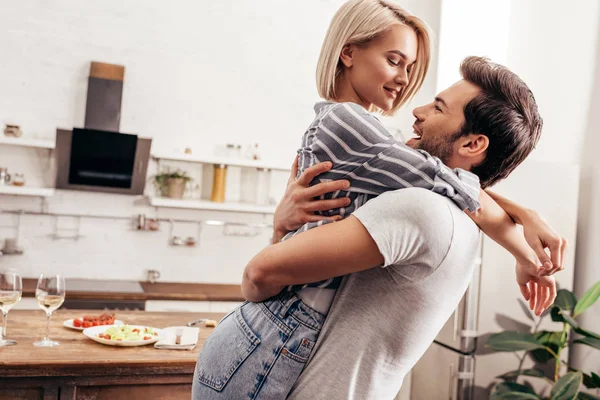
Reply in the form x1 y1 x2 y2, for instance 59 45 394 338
284 101 481 293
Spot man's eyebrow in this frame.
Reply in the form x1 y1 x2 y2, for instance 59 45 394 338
435 96 449 109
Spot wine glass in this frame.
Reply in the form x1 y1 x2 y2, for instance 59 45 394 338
0 269 23 347
33 273 65 347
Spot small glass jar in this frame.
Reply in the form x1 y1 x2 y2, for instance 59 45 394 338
11 173 25 187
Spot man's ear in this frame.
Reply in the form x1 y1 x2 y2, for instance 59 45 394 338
340 44 355 68
457 134 488 160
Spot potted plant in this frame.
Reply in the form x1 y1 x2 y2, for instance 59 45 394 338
152 169 193 199
485 281 600 400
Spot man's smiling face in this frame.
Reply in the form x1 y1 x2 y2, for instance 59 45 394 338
407 80 481 164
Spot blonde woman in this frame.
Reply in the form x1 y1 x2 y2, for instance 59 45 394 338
193 1 560 398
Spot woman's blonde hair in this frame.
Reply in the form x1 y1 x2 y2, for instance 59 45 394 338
316 0 431 116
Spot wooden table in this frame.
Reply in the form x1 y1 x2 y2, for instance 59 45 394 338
0 309 225 400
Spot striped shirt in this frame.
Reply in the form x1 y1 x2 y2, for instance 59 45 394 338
284 101 481 292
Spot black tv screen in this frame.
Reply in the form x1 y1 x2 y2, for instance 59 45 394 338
69 128 138 189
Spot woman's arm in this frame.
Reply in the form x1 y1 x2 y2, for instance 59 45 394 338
466 191 559 315
486 189 568 275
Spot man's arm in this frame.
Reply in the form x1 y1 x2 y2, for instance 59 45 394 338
272 157 351 244
243 215 383 302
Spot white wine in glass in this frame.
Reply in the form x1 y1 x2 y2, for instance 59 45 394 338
0 269 23 347
33 274 66 347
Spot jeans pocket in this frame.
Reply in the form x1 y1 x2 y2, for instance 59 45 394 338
196 307 260 392
282 337 315 363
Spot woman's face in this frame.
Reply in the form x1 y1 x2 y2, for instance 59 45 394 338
339 24 418 112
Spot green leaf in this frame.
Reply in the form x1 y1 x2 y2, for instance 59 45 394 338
577 392 600 400
555 289 578 311
573 336 600 351
486 331 546 352
561 311 581 329
552 306 566 323
492 382 539 399
594 373 600 387
574 281 600 317
498 368 546 380
531 331 563 363
573 326 600 340
551 372 582 400
582 372 600 389
492 393 540 400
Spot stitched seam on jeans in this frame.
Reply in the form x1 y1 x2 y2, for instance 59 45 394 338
258 302 292 335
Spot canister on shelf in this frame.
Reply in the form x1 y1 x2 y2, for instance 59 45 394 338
211 164 227 203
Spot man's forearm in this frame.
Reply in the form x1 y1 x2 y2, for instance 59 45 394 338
241 265 284 302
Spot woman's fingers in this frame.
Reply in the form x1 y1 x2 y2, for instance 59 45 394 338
519 283 531 302
305 179 350 199
529 281 537 311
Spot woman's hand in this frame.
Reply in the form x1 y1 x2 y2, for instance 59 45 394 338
272 156 351 243
515 255 557 316
520 209 568 276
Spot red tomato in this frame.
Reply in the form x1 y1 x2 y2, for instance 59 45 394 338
73 318 82 327
143 336 151 340
92 321 99 326
83 321 92 328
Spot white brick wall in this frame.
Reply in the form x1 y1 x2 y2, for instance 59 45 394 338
0 0 351 282
0 0 442 284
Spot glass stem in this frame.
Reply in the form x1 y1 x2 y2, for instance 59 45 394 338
44 312 51 341
1 311 6 341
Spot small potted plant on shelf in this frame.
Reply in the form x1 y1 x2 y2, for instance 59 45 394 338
152 169 193 199
485 280 600 400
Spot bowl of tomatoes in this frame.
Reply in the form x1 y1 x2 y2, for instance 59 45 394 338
64 314 124 331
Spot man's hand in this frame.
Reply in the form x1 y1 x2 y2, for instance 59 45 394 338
272 156 351 243
520 209 568 276
515 255 557 316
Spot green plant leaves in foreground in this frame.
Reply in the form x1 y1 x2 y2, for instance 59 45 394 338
573 336 600 351
497 368 546 380
551 372 582 400
577 392 600 400
486 331 547 352
530 331 563 363
491 382 539 399
574 281 600 317
555 289 578 311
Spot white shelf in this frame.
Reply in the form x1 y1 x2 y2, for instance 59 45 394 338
0 136 55 149
152 153 290 172
0 186 55 197
148 197 276 214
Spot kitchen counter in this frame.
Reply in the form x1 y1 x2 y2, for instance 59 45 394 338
0 309 225 400
22 278 244 302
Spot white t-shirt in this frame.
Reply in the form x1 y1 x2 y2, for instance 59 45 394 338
288 188 481 400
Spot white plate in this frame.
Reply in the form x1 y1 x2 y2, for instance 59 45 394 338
63 319 125 331
83 324 163 347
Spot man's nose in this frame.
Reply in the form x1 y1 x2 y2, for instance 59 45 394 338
413 105 426 121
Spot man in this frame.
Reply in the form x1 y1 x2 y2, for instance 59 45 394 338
241 58 566 399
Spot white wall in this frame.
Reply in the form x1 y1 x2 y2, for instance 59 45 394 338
0 0 352 282
572 4 600 377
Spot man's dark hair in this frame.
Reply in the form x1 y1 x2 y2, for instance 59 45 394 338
457 56 543 188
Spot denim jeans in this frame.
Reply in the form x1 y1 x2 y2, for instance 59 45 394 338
192 291 326 399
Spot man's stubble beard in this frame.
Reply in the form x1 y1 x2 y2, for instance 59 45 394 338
414 134 457 165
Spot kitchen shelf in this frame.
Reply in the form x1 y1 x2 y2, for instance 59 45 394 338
151 152 290 172
0 136 55 149
0 186 55 197
148 197 276 214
